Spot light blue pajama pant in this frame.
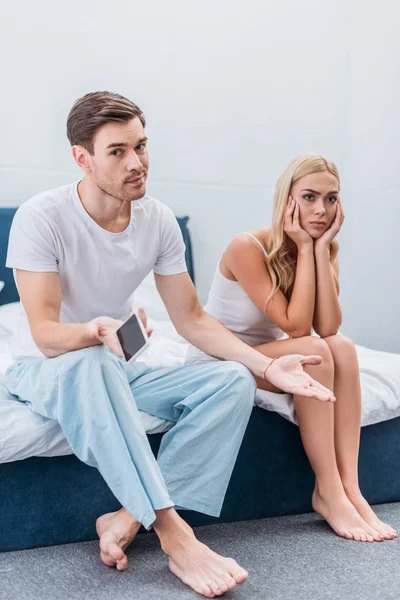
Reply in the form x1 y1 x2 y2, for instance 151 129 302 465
5 345 256 529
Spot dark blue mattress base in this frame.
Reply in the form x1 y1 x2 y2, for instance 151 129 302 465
1 408 400 552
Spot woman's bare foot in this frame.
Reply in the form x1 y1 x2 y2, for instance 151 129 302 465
344 486 398 540
154 509 248 598
96 508 141 570
312 484 384 542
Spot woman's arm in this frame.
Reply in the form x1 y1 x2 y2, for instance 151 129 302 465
312 199 344 337
313 250 342 337
224 235 315 338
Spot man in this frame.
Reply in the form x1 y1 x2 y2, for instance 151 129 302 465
5 91 335 598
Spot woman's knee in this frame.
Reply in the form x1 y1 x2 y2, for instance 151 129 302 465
323 335 357 367
297 336 334 370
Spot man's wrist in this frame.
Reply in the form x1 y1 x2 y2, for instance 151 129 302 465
263 358 277 381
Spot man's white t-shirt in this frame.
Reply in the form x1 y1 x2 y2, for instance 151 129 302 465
6 183 187 360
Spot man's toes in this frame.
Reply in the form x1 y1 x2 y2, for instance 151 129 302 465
223 574 237 590
209 581 223 596
216 578 229 594
116 556 128 571
226 559 248 584
100 551 116 567
202 585 215 598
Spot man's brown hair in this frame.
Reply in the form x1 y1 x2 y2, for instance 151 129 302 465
66 91 146 155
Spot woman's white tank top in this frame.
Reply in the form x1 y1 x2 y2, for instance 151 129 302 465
204 233 285 347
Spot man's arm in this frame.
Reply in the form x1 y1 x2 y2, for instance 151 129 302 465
16 270 120 358
155 271 273 378
154 272 335 401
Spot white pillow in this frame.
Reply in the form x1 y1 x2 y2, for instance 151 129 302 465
0 301 20 335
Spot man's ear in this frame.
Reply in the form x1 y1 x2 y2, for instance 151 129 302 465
72 145 92 174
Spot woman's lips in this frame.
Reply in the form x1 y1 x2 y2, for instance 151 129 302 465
309 222 326 228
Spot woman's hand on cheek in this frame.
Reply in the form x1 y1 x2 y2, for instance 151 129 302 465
284 196 313 249
314 199 345 251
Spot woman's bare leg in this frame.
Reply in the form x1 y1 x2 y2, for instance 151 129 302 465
254 335 382 542
323 335 397 539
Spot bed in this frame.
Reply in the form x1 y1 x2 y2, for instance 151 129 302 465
1 206 400 552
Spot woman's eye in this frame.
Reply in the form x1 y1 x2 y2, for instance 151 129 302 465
326 196 338 203
303 194 314 201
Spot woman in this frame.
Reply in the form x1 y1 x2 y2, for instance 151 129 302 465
187 153 397 542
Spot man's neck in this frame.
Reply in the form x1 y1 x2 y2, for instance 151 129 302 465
77 179 131 233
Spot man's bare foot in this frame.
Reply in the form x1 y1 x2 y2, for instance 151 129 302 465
167 533 247 598
312 485 384 542
344 487 398 540
96 508 141 570
154 510 248 598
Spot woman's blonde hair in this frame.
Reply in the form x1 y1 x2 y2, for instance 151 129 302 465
263 153 340 305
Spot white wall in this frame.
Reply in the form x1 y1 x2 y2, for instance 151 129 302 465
338 0 400 352
0 0 398 350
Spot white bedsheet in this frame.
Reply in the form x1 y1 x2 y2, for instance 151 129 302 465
1 289 400 464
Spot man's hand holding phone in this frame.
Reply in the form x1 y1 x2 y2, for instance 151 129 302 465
87 308 151 361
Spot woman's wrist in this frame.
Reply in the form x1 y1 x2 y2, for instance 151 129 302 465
314 241 331 257
297 241 314 255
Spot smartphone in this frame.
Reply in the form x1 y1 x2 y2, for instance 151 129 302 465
116 312 150 363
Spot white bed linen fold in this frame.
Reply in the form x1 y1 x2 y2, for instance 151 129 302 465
1 294 399 464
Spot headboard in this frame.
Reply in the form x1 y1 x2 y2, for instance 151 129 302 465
0 208 195 306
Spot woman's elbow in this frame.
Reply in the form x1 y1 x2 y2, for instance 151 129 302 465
283 323 312 338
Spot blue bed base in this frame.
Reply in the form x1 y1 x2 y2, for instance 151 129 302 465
0 206 399 552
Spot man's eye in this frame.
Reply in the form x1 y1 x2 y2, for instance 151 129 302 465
111 149 122 156
136 144 146 151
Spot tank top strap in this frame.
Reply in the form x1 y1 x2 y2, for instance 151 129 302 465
240 232 269 259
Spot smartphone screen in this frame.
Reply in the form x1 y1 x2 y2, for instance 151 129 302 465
116 314 147 361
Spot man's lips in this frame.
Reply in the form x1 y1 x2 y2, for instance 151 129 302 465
125 174 145 184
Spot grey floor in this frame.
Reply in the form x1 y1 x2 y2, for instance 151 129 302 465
1 503 400 600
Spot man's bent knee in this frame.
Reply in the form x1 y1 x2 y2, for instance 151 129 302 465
222 362 257 404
